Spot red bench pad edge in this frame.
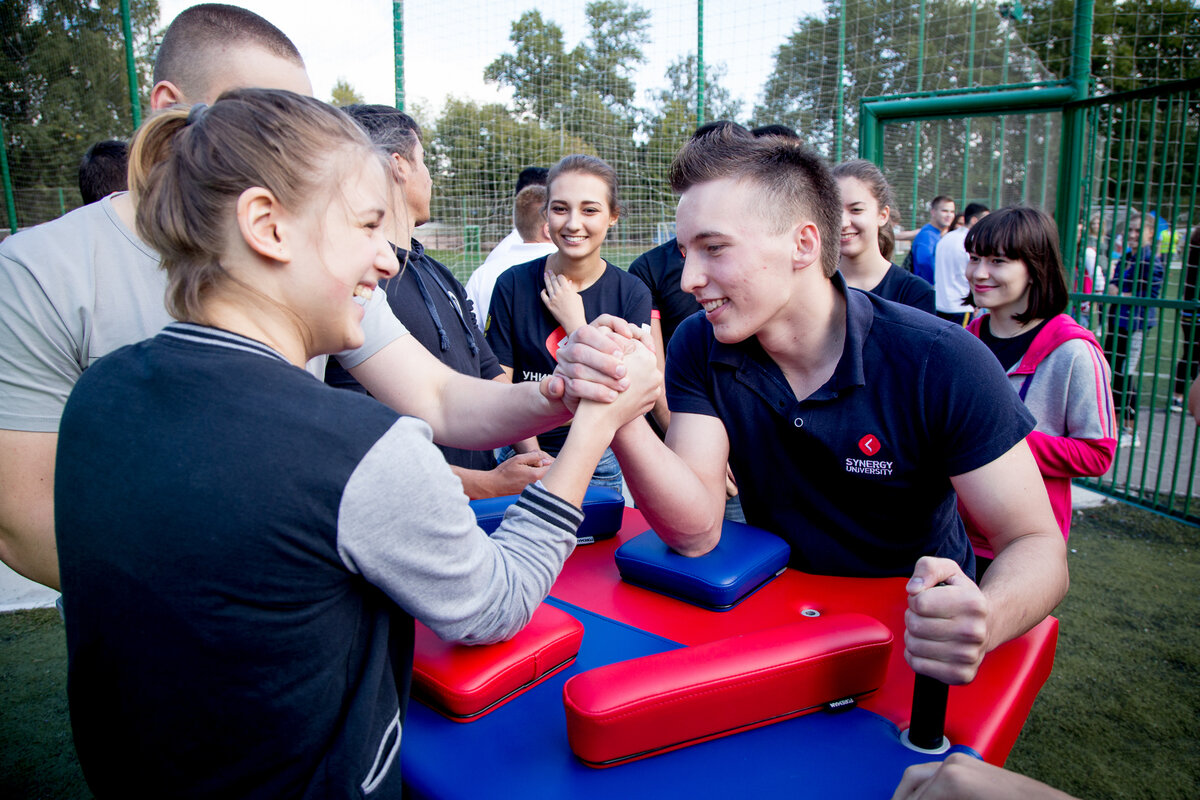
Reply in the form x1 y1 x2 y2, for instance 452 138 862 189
562 612 893 767
413 603 584 722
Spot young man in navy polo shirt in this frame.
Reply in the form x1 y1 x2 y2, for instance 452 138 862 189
557 128 1067 685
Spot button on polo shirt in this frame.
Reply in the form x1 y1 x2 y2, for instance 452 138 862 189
666 273 1034 578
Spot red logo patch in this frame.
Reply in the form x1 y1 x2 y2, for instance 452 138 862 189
545 325 568 361
858 434 881 456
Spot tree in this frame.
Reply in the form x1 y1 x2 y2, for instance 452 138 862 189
1016 0 1199 93
639 55 743 221
574 0 651 115
480 2 650 242
755 0 1050 158
428 98 592 245
0 0 159 220
484 1 650 134
483 9 572 123
330 78 363 107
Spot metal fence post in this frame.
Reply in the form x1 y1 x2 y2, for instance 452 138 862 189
394 0 405 111
1054 0 1094 275
697 0 705 128
0 117 17 233
120 0 141 128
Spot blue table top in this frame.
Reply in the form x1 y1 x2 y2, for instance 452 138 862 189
401 598 977 799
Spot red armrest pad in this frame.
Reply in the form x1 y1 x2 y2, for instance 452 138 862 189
414 604 584 721
562 613 893 766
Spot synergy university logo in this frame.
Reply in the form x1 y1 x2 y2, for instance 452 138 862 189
846 433 893 476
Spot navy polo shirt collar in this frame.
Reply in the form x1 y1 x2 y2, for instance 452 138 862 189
707 272 872 402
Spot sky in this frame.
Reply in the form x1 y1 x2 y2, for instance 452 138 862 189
157 0 823 121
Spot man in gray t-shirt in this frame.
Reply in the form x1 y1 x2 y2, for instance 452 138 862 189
0 6 611 590
0 196 405 430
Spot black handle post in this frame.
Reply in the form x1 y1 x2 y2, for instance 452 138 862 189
906 673 949 751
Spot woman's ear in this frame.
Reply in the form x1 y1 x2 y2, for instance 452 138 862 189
879 204 891 227
236 186 290 263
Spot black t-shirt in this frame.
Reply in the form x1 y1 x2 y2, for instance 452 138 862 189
486 256 652 454
326 239 501 471
865 263 936 314
977 316 1051 372
628 238 701 347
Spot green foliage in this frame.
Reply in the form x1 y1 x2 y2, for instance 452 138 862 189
329 77 363 107
0 0 159 195
756 0 1200 161
485 1 650 122
483 9 572 122
575 0 651 114
640 55 743 219
755 0 1050 158
1018 0 1200 93
428 98 593 245
458 0 729 239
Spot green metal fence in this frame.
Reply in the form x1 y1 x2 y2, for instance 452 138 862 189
1069 77 1200 520
861 73 1200 523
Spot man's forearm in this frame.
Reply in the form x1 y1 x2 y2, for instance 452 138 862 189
979 531 1068 652
449 465 496 501
349 337 570 450
0 521 59 590
438 373 570 450
610 419 722 555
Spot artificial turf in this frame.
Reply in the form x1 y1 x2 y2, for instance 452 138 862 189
1 500 1196 799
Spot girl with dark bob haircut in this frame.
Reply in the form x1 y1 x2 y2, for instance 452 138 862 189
963 205 1069 324
960 206 1116 577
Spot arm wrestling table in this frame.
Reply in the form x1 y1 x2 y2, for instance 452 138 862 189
401 508 1058 799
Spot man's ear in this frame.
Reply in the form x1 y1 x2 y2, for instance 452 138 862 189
150 80 186 112
236 186 290 264
389 151 411 183
791 221 822 272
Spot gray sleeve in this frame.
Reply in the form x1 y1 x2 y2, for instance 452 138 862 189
0 249 81 431
337 417 579 645
334 287 409 370
1030 339 1115 442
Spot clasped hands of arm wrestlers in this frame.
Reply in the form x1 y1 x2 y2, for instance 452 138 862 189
554 315 1067 687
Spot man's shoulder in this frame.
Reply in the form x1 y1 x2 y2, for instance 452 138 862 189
629 239 680 282
915 223 940 241
604 261 650 289
0 198 151 278
864 291 957 344
936 228 968 250
416 248 468 292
